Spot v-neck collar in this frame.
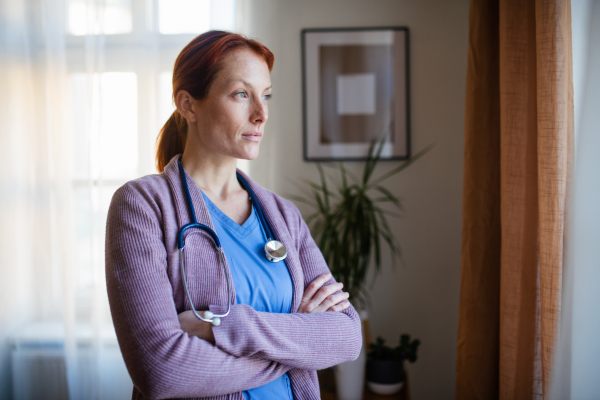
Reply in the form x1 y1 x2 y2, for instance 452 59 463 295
201 191 259 239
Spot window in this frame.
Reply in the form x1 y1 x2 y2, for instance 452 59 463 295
69 0 133 35
65 0 237 322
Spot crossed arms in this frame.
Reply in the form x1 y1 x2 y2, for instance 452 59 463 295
105 185 362 399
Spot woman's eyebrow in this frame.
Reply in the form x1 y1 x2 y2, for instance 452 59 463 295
228 79 272 91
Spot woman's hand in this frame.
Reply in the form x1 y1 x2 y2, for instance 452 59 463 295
178 310 215 344
298 273 350 313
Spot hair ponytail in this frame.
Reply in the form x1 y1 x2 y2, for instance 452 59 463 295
155 30 274 172
156 110 188 172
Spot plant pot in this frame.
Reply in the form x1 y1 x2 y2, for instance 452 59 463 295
366 357 405 395
333 309 368 400
367 381 404 396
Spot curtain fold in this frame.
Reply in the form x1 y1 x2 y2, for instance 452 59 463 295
498 0 541 397
455 0 573 398
534 0 573 390
455 0 501 398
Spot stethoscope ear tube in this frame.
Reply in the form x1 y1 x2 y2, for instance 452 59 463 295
179 247 231 326
178 222 221 250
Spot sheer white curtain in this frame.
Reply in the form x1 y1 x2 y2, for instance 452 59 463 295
550 0 600 398
0 1 238 398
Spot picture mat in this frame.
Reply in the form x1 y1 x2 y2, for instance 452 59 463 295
304 29 407 160
320 46 393 144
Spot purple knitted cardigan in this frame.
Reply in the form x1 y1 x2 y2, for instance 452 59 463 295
105 155 362 400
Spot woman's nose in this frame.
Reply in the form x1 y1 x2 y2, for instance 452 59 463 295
251 98 268 124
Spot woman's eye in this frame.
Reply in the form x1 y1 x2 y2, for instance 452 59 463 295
262 94 272 101
235 92 247 98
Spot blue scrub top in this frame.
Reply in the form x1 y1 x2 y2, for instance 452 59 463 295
201 191 294 400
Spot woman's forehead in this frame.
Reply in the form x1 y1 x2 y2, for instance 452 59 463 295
224 78 272 90
215 50 271 88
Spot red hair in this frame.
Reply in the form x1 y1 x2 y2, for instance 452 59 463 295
155 30 274 172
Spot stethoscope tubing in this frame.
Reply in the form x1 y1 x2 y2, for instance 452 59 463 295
179 246 230 326
176 158 285 326
236 173 274 242
177 159 232 325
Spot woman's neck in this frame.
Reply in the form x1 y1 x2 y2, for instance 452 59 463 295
180 143 242 201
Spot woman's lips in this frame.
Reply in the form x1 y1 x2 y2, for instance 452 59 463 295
242 132 263 142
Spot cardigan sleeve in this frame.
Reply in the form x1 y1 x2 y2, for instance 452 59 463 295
208 202 363 370
105 185 292 400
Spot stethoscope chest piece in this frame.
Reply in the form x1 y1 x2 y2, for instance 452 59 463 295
265 239 287 262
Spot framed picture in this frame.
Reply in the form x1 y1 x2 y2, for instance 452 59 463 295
302 27 410 161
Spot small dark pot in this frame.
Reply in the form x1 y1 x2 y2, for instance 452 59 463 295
366 356 405 384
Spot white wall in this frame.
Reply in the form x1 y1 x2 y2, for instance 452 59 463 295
242 0 469 398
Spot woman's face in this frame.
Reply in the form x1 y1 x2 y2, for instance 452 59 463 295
189 49 272 161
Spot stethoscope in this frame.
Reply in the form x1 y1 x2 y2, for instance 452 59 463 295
177 159 288 326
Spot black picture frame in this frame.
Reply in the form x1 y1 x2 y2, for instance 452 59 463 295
301 27 410 162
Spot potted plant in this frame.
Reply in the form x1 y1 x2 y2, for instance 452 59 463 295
366 335 420 395
293 140 429 400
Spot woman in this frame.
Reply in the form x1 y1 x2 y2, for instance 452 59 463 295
105 30 362 400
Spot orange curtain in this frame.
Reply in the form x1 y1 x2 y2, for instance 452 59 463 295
455 0 573 398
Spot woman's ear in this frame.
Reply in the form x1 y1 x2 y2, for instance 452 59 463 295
175 90 197 123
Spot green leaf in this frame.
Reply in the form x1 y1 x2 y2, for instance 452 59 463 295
300 178 325 192
362 140 377 186
373 186 403 210
338 162 348 191
373 206 402 219
316 163 330 211
286 194 319 209
367 145 433 189
311 188 325 215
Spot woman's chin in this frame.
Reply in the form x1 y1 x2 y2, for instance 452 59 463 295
237 146 260 161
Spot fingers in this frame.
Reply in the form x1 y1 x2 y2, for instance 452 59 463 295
327 300 351 312
298 273 352 314
328 291 350 306
311 289 349 313
319 292 350 311
301 273 332 305
309 282 343 311
305 282 345 313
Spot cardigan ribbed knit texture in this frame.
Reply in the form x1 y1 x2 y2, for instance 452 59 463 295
105 155 362 400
